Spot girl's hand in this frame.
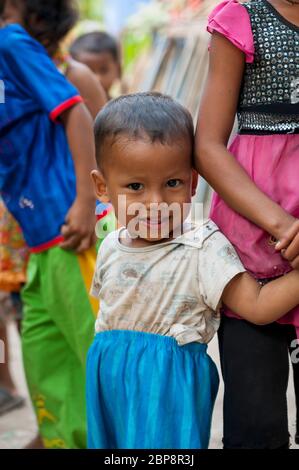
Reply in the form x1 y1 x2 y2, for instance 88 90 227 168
275 219 299 269
60 196 97 253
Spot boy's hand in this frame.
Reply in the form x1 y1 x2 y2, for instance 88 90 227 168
60 197 97 253
275 219 299 269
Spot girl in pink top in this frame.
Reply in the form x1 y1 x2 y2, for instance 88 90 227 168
196 0 299 449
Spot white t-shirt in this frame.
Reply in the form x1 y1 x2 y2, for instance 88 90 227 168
91 220 246 346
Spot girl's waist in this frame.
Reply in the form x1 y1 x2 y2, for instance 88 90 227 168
237 105 299 135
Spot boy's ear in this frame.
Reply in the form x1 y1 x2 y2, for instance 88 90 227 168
91 170 110 203
191 170 199 197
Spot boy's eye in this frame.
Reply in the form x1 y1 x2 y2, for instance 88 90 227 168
127 183 144 191
167 179 181 188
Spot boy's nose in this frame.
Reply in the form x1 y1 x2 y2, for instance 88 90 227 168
147 191 164 205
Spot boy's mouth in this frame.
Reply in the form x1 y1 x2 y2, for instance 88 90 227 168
139 217 170 228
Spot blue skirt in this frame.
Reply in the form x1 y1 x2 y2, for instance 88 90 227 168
86 330 219 449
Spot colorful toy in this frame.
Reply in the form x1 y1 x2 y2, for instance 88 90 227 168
95 202 116 246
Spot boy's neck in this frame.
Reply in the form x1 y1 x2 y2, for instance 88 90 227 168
121 233 174 249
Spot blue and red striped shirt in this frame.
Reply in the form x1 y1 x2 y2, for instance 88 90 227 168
0 24 83 251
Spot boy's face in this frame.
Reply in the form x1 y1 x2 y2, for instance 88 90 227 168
1 1 24 26
75 51 120 95
92 137 198 245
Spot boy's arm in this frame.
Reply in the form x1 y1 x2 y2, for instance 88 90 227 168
59 103 97 253
222 270 299 325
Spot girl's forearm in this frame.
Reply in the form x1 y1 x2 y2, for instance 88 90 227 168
196 142 295 240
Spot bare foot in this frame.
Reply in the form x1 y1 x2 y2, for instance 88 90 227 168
24 435 45 449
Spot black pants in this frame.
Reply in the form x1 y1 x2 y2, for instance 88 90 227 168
218 315 299 449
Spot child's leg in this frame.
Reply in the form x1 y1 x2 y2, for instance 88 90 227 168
218 315 290 449
24 435 45 449
10 292 24 334
86 330 219 449
0 317 16 393
21 247 96 449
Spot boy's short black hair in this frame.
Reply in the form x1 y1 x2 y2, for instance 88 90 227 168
94 92 194 168
1 1 78 53
70 31 120 64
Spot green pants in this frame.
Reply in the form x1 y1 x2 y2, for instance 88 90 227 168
21 246 98 449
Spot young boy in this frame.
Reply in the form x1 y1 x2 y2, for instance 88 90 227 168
87 92 299 449
70 31 121 99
